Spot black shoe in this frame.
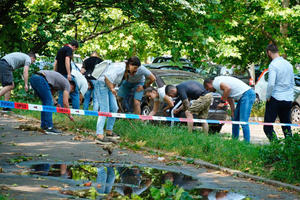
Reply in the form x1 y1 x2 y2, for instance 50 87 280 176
2 108 12 112
43 127 62 135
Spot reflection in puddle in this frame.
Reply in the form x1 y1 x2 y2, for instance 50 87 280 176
28 163 247 199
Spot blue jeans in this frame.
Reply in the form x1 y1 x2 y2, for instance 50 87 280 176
97 167 115 194
83 80 98 111
117 80 144 101
232 89 256 143
58 75 80 109
94 80 118 135
29 75 53 129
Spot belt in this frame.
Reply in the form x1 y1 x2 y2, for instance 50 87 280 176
35 72 53 88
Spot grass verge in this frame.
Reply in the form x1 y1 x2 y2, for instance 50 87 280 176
11 108 300 185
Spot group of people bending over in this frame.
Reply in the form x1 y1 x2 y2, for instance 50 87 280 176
0 42 294 143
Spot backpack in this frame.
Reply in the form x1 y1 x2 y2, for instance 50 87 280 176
91 60 111 79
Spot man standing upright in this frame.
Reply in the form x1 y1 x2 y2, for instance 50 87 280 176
263 44 294 141
0 52 36 107
204 76 255 142
54 40 80 109
81 51 103 110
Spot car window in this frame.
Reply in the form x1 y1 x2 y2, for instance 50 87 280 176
159 75 203 85
232 68 249 77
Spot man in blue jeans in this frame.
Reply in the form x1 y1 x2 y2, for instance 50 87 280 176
204 76 255 142
53 40 80 109
264 44 294 141
117 64 156 114
29 70 75 134
80 51 103 110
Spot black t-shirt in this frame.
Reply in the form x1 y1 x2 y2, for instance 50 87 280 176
82 56 103 79
56 46 73 75
176 80 208 101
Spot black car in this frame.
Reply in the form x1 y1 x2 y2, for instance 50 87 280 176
141 69 228 133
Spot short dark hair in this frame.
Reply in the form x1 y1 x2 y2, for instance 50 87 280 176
28 52 36 59
203 78 213 87
165 85 176 95
70 40 79 48
266 44 278 53
144 86 156 94
126 56 141 67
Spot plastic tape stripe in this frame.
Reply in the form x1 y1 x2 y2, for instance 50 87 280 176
0 100 299 127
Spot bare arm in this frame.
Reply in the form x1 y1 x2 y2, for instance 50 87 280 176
23 66 29 91
53 60 57 71
227 97 235 118
162 96 174 113
144 73 156 88
80 67 86 74
219 82 231 101
104 76 117 96
149 101 160 116
65 57 71 81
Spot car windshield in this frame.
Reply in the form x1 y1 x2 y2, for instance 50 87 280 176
159 75 203 85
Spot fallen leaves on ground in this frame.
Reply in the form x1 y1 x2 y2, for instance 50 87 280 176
17 124 45 133
48 186 61 191
267 194 281 198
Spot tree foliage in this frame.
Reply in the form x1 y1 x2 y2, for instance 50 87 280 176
0 0 299 68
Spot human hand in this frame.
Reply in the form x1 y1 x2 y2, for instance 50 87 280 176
217 103 225 109
173 109 179 115
24 84 28 92
67 74 72 81
111 88 117 96
68 114 74 121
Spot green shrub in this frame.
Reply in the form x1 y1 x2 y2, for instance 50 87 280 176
259 133 300 183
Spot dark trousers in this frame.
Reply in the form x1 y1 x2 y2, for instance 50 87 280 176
263 97 292 141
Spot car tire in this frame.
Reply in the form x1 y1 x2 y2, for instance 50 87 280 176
291 104 300 124
141 105 152 116
209 125 223 134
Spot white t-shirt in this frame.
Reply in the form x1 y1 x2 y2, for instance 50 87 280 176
71 70 88 96
155 86 166 102
213 76 250 101
99 62 126 85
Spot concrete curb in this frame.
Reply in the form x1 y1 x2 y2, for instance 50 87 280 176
142 147 300 193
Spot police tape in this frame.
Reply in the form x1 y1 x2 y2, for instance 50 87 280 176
0 100 299 127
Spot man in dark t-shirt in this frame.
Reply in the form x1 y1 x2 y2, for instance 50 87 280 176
81 51 103 110
165 80 212 133
54 40 80 109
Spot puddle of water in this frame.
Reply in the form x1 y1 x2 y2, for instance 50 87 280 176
24 163 247 199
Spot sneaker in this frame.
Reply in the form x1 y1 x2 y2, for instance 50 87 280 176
106 132 120 139
43 127 62 135
95 137 113 145
2 108 12 112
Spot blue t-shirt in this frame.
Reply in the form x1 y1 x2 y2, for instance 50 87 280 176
127 66 151 83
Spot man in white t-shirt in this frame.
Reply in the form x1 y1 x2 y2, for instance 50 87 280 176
204 76 255 142
144 86 174 116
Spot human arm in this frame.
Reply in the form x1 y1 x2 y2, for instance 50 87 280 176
162 96 174 114
149 101 160 116
23 66 29 91
104 76 117 96
219 82 231 101
227 97 235 118
53 59 57 71
65 56 71 81
80 67 86 74
62 90 73 120
266 67 276 101
144 73 156 88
